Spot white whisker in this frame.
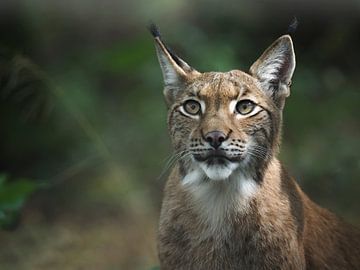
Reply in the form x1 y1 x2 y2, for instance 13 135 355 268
157 150 192 181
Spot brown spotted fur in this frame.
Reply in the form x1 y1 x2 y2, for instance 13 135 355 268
150 28 360 270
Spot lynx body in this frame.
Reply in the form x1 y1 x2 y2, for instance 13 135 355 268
150 25 360 269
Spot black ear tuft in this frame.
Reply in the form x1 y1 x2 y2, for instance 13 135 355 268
147 23 184 68
287 16 299 35
148 22 161 38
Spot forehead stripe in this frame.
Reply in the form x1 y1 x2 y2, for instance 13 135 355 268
215 77 224 111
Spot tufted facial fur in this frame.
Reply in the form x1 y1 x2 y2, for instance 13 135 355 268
152 26 295 184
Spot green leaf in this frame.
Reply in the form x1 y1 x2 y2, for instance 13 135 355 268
0 176 39 228
0 179 37 210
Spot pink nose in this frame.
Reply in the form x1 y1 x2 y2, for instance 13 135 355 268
204 131 226 149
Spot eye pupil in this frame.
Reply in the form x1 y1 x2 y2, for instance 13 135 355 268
183 100 201 115
235 100 255 115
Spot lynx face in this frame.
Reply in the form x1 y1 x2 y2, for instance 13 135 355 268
151 26 295 183
167 71 280 181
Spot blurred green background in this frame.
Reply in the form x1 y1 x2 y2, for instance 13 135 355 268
0 0 359 269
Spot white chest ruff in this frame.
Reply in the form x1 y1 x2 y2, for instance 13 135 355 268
182 169 259 234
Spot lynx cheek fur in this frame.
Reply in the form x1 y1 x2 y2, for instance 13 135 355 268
150 25 360 270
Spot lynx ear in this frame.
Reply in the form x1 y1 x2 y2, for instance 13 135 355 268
250 35 295 107
149 24 199 104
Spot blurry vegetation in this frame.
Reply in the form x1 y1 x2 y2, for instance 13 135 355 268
0 0 359 269
0 174 39 229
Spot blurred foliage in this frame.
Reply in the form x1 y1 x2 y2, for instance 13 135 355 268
0 174 38 229
0 0 358 269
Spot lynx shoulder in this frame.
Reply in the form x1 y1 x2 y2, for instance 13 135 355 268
150 24 360 270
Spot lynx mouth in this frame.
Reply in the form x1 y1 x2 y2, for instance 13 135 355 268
193 150 242 164
192 150 242 180
194 154 230 163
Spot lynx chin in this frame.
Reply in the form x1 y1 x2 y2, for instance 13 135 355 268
150 24 360 270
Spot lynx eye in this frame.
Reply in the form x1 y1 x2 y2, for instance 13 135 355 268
183 100 201 115
235 100 255 115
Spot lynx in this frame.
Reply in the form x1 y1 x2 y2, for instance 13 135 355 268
150 25 360 269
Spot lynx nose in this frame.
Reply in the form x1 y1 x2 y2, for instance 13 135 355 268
204 131 226 149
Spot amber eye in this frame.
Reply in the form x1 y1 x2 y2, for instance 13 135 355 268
183 100 201 115
235 100 255 115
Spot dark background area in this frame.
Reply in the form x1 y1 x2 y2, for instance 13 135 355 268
0 0 359 269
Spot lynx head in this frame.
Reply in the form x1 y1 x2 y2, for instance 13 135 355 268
150 25 295 183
